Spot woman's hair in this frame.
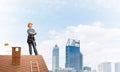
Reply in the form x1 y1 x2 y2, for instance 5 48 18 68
28 22 33 27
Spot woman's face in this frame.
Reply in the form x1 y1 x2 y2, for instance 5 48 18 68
28 24 32 28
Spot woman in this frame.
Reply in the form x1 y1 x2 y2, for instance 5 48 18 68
27 22 38 55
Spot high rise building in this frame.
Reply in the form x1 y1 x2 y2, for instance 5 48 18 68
52 44 59 72
65 39 83 72
115 62 120 72
98 62 111 72
83 66 91 72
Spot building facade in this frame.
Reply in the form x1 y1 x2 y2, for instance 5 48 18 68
59 68 76 72
65 39 83 72
98 62 111 72
115 62 120 72
92 70 97 72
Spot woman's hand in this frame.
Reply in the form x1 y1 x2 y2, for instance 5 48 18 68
30 32 34 34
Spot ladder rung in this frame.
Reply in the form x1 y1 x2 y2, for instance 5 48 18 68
30 61 40 72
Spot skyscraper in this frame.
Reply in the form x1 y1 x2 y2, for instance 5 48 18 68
52 44 59 72
115 62 120 72
83 66 91 72
65 39 83 72
98 62 111 72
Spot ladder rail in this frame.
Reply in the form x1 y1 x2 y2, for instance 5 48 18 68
30 61 33 72
36 61 40 72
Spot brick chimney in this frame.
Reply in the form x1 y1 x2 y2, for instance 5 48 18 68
12 47 21 65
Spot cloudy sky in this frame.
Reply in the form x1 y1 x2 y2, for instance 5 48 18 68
0 0 120 71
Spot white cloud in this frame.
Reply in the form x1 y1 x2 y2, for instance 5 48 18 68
0 0 120 19
48 0 120 12
6 0 120 14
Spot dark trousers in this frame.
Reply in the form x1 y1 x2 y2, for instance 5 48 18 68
28 41 38 55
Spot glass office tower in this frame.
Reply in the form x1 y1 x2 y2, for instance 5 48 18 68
65 39 83 72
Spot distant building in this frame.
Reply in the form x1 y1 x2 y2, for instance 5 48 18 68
92 70 97 72
49 70 53 72
59 68 76 72
65 39 83 72
52 44 59 72
98 62 111 72
115 62 120 72
83 66 91 72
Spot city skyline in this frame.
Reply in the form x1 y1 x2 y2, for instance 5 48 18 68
51 41 120 72
0 0 120 71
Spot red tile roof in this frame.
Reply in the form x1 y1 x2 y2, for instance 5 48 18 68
0 55 48 72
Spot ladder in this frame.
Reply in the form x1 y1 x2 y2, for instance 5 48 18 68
30 61 40 72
